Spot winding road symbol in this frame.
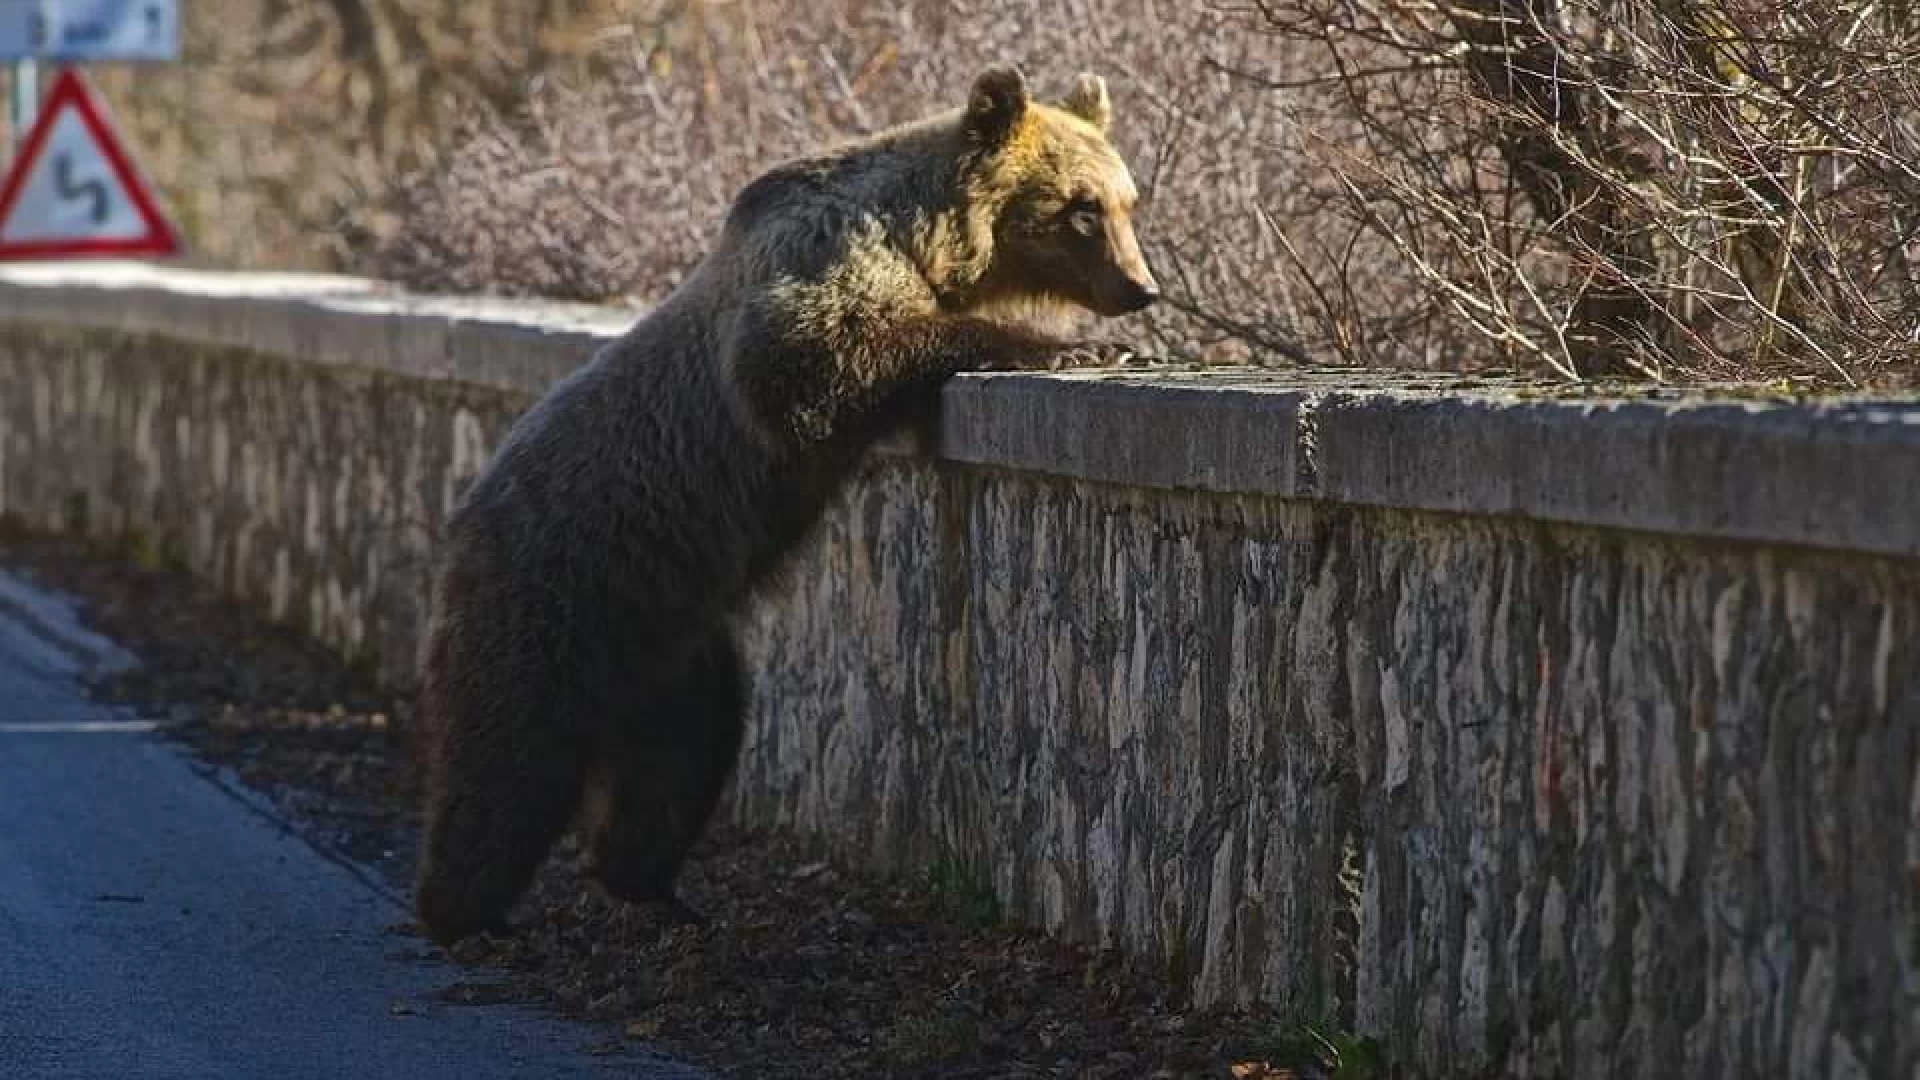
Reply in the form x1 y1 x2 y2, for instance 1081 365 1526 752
0 67 180 259
53 155 109 224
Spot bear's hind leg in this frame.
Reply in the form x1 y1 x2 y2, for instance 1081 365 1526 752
416 722 588 946
586 629 746 922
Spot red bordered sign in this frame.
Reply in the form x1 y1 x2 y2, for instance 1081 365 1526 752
0 68 181 260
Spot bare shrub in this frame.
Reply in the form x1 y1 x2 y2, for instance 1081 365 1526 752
370 0 1920 382
366 0 1344 364
1233 0 1920 381
73 0 623 270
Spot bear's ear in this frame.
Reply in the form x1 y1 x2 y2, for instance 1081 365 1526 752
1061 73 1112 132
965 66 1030 146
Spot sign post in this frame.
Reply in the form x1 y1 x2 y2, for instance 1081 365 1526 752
7 57 34 154
4 1 183 151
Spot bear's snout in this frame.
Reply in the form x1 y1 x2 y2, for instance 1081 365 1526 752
1092 269 1158 316
1115 275 1159 314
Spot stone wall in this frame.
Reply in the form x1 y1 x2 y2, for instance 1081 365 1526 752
3 264 1915 1079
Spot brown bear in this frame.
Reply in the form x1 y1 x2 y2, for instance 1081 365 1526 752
413 66 1158 946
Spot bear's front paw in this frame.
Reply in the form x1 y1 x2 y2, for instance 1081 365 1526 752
1044 341 1141 371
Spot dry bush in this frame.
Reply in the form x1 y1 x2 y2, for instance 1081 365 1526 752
70 0 1913 380
67 0 623 270
367 0 1347 364
1234 0 1920 382
373 0 1920 382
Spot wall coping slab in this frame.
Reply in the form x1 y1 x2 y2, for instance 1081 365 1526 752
6 261 1919 559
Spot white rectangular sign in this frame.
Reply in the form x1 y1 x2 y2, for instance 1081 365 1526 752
0 1 179 62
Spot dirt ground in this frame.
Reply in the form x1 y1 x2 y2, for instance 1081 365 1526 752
0 526 1368 1079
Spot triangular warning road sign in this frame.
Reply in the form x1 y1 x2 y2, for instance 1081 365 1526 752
0 68 180 260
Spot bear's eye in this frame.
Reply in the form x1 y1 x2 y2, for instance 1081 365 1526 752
1063 198 1103 237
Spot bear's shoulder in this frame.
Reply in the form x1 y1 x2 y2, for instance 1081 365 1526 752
728 158 835 230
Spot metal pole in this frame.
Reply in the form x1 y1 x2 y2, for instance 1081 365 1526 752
9 58 39 155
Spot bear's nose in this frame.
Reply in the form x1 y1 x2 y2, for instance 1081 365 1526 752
1120 278 1160 313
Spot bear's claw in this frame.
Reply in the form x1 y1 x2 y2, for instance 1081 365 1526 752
1045 342 1141 370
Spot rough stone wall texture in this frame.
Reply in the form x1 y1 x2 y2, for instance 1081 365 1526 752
0 327 528 685
738 464 1920 1080
3 315 1916 1080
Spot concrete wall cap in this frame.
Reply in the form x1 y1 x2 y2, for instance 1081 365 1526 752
5 262 1916 558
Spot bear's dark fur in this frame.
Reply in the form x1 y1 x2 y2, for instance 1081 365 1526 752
414 66 1157 946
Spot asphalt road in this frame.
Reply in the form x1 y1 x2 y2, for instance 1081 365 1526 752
0 568 703 1080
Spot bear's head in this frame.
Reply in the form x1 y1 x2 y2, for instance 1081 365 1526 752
956 67 1159 320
